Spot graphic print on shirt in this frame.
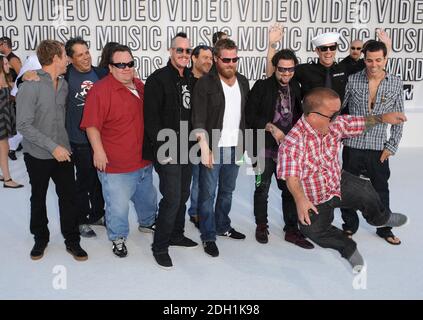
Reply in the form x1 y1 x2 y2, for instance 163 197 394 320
182 84 191 109
74 80 94 107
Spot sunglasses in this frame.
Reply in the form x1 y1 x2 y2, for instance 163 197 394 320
174 47 193 54
310 110 340 122
218 56 239 63
351 46 362 51
110 61 135 69
277 66 295 73
317 45 337 52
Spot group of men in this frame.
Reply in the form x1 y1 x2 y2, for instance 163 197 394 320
9 24 408 271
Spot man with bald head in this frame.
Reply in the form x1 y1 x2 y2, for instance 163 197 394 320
340 39 365 71
277 87 408 271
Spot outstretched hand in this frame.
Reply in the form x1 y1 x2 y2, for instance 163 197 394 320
269 23 284 45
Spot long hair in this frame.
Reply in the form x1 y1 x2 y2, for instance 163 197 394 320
0 54 13 88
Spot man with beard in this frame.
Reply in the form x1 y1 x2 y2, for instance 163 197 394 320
144 32 198 269
245 49 314 249
192 38 250 257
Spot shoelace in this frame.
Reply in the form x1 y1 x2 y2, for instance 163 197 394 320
114 238 125 250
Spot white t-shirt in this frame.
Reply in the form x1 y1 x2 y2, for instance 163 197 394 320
218 79 241 147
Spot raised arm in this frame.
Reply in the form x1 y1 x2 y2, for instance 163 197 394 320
266 23 284 77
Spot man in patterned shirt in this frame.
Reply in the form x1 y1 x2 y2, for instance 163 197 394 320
277 87 407 271
341 41 404 245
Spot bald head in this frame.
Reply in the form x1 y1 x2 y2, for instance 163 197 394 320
303 87 340 115
350 39 363 61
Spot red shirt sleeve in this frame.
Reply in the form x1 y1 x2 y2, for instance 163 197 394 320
80 82 110 132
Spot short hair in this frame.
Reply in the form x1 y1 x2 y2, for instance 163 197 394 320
65 37 89 58
191 45 213 66
271 49 299 67
0 36 12 48
303 87 340 115
98 42 119 69
212 31 227 46
170 32 188 48
109 44 133 64
362 40 387 58
36 40 64 66
214 38 237 57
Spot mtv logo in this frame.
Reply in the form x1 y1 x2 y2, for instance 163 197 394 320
403 84 414 101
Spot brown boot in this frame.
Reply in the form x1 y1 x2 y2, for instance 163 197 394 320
285 229 314 249
255 223 269 244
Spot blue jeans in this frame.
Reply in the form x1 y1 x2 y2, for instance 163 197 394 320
198 147 240 242
98 165 157 241
188 164 199 217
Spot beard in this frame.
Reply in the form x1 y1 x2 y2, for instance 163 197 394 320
218 66 236 79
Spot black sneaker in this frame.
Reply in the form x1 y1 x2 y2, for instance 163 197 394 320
153 252 173 269
138 223 155 233
112 238 128 258
218 228 246 240
169 236 198 248
66 243 88 261
203 241 219 257
30 242 48 260
8 150 17 161
16 143 23 152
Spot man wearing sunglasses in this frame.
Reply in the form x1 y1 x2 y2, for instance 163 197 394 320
245 49 313 249
81 45 157 259
340 39 365 71
144 32 198 269
192 38 250 258
277 87 408 272
341 41 405 246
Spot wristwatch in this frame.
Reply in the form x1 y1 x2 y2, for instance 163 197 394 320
270 43 278 49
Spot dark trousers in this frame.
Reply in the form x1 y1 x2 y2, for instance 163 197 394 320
299 170 389 259
70 142 105 224
24 153 80 246
341 146 392 237
254 157 298 231
152 163 192 254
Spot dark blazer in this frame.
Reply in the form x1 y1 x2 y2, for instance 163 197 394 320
245 73 302 159
192 69 250 153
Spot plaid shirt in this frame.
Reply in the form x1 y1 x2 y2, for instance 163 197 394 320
277 115 365 205
342 69 404 154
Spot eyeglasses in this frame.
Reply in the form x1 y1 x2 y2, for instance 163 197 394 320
310 110 340 122
277 66 295 73
351 46 362 51
174 47 193 55
317 45 337 52
110 61 135 69
218 56 239 63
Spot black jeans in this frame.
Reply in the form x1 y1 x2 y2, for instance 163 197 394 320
299 170 389 259
341 146 392 237
152 163 192 254
70 142 105 224
24 153 80 246
254 157 298 231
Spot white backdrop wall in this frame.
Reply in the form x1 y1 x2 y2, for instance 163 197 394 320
1 0 422 146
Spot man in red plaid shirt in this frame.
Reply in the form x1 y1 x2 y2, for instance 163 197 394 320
277 87 408 271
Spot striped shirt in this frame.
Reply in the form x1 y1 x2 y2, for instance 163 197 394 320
342 69 404 154
277 115 365 205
